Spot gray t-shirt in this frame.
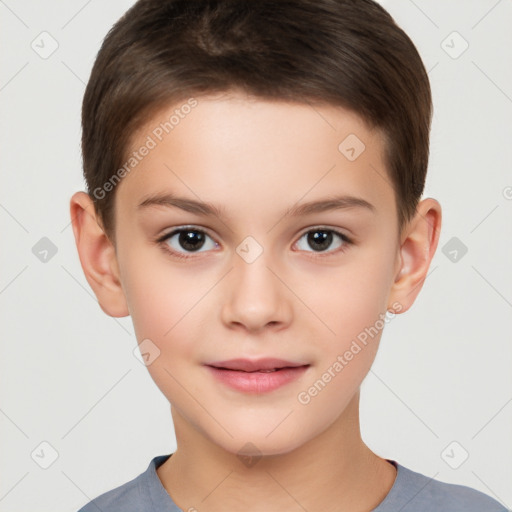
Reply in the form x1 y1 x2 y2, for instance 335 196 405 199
76 454 507 512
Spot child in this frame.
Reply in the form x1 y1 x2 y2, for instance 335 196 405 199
69 0 507 510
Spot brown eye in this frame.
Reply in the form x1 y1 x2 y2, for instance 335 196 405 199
295 227 352 255
158 227 218 259
174 230 206 251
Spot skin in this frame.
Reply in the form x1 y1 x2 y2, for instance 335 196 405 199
70 91 441 512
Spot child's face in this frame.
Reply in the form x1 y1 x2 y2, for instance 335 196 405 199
106 92 407 455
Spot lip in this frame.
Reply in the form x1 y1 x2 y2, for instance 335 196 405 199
205 357 308 372
204 358 310 393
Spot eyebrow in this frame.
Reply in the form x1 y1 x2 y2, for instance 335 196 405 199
137 192 376 218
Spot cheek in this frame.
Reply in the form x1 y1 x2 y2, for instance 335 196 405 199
307 253 394 341
120 249 197 345
122 260 210 399
300 248 395 396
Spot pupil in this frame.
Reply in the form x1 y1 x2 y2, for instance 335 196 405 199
308 230 332 251
177 230 333 253
180 230 205 251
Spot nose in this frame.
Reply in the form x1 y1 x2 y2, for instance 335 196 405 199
220 246 293 334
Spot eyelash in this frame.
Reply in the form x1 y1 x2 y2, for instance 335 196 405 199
156 226 353 261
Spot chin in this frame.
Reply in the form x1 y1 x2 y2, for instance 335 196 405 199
212 428 309 460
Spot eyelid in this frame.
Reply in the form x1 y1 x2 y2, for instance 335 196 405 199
296 224 352 240
156 224 352 244
293 225 353 255
155 224 354 260
156 225 217 243
155 225 219 260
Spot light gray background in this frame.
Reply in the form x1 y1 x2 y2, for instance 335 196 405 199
1 1 511 510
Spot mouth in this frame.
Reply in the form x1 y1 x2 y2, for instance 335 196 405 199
209 366 309 373
204 357 310 373
203 358 311 393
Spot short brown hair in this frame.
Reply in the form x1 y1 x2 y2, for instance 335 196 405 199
81 0 432 244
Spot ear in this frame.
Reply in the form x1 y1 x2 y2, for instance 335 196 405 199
387 198 442 314
69 191 129 317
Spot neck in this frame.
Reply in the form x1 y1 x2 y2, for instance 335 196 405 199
157 390 396 512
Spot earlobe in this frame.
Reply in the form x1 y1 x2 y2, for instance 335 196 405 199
69 191 130 318
387 198 442 314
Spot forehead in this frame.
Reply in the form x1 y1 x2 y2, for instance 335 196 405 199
115 93 395 225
